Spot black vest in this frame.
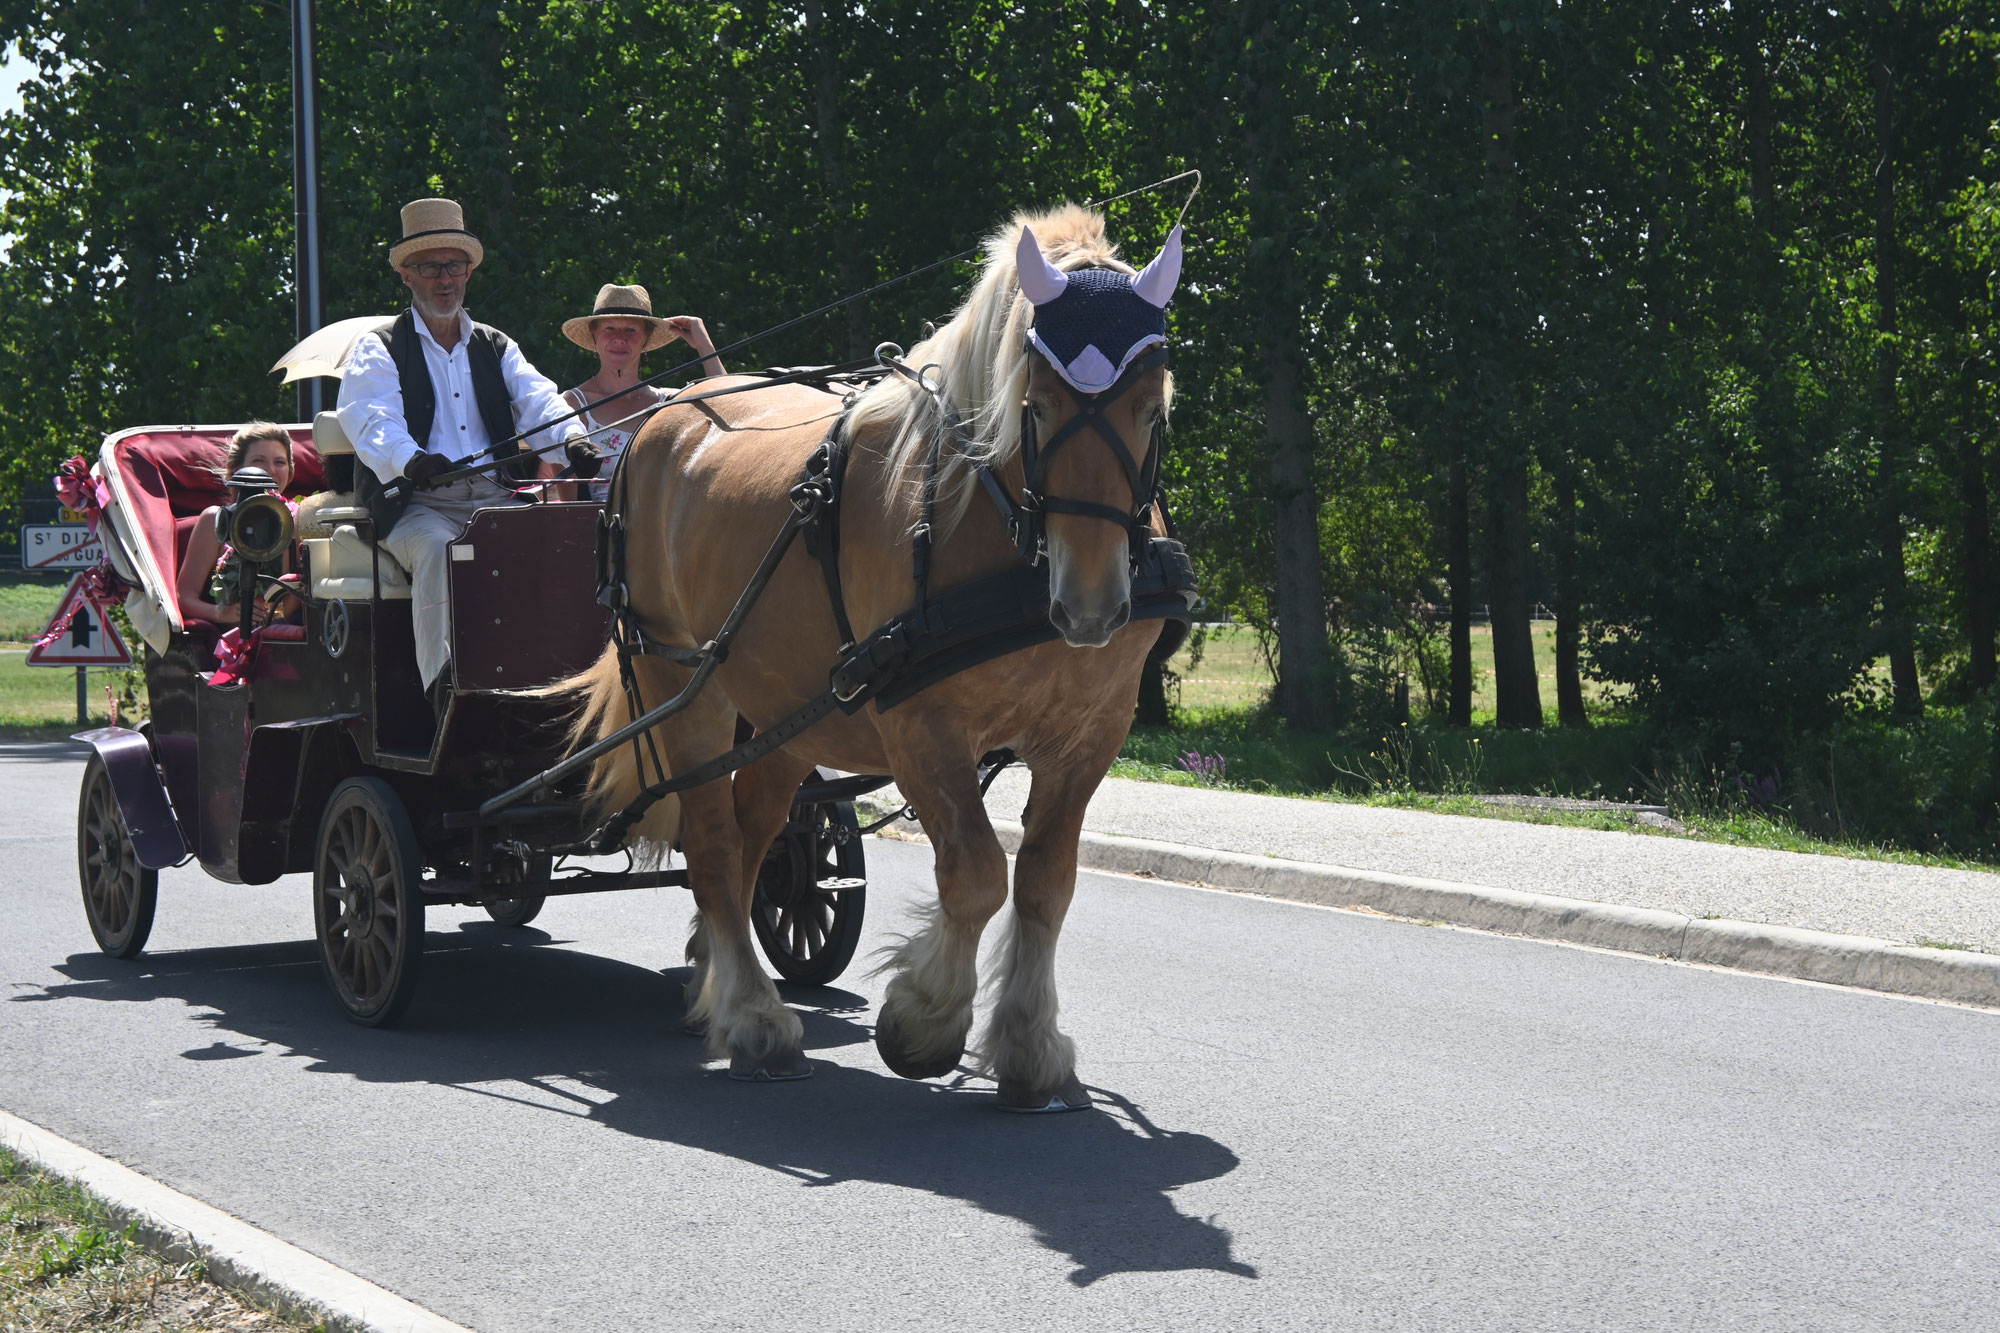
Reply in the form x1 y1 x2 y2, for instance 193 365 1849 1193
355 309 531 537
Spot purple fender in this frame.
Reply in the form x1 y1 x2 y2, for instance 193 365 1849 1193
72 726 189 870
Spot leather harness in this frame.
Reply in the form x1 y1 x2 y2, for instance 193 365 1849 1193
500 346 1197 849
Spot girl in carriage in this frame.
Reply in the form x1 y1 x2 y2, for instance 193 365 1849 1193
174 420 307 631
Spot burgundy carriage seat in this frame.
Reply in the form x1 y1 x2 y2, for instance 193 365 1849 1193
99 426 323 642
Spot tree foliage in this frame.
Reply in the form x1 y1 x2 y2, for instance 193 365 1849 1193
3 0 1999 754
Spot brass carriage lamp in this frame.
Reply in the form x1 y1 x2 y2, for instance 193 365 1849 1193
217 467 297 634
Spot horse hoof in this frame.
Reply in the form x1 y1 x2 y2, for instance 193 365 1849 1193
874 1014 962 1081
727 1046 814 1082
995 1075 1092 1113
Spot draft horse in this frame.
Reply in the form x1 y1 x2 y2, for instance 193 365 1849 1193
566 204 1188 1110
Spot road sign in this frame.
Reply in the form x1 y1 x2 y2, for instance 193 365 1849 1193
20 524 104 571
26 574 132 667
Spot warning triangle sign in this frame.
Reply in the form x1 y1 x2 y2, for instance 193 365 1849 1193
26 574 133 667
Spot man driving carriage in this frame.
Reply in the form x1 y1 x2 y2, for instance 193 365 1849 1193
335 197 599 715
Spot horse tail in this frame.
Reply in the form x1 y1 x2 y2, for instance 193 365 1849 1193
546 642 682 864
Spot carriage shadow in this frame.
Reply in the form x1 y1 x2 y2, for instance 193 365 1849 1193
29 924 1255 1287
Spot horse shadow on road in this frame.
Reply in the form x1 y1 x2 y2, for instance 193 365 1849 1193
27 923 1256 1288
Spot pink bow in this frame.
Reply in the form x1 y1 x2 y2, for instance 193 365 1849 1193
32 563 134 652
53 456 109 530
210 626 262 687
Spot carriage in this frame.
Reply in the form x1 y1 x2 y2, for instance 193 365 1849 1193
70 414 875 1027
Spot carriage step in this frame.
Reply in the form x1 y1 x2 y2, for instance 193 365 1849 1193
816 877 866 895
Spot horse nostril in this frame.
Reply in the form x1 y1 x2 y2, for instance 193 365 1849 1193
1049 599 1073 632
1108 601 1131 632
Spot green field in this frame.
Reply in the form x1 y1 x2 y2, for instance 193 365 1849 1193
0 655 126 731
0 578 70 643
1170 621 1612 719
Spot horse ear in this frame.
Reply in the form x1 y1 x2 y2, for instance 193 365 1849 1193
1132 225 1184 309
1015 226 1070 306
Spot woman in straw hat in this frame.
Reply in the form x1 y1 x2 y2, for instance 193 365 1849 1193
557 284 726 498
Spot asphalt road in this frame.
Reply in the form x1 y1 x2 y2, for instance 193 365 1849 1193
4 745 1999 1332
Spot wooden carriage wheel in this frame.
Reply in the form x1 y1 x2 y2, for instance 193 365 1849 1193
77 754 158 959
314 777 425 1027
752 800 866 986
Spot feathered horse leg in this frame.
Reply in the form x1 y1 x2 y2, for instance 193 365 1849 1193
679 775 812 1080
979 755 1106 1112
873 740 1009 1080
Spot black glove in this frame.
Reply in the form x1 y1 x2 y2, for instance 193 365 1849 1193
404 451 453 487
566 440 604 481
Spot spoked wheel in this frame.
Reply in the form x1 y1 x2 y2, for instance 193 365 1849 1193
314 777 425 1027
753 800 866 986
77 753 158 959
486 855 548 927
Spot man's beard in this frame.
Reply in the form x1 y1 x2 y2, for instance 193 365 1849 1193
411 289 462 322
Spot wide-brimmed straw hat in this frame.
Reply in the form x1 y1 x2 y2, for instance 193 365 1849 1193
563 283 674 352
387 197 484 271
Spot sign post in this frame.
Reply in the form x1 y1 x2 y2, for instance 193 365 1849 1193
292 0 327 421
27 574 134 725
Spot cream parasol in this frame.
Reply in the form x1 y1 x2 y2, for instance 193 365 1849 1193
269 316 389 383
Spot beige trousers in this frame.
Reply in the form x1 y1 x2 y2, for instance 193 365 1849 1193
380 474 516 688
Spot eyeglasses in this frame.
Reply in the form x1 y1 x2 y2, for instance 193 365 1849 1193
404 259 470 279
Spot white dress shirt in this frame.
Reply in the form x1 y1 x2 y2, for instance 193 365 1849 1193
335 308 582 485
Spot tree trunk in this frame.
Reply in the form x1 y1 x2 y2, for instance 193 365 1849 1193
1135 658 1170 725
804 1 872 359
1554 481 1587 726
1244 9 1331 729
1478 27 1541 730
1873 15 1923 715
1264 317 1331 728
1448 450 1473 727
1962 436 1994 693
1745 17 1775 234
1488 464 1543 728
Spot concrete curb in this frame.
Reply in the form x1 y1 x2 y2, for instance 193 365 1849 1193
0 1110 473 1333
989 823 2000 1009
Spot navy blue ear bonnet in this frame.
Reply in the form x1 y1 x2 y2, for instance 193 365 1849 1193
1017 224 1183 394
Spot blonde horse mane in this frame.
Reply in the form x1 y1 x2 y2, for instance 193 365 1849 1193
845 203 1134 536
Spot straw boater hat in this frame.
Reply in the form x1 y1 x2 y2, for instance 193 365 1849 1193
563 283 674 352
387 197 484 271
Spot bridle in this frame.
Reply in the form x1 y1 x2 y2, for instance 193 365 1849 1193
974 344 1170 569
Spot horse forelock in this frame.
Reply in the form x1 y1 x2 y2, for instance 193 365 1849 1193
848 204 1132 535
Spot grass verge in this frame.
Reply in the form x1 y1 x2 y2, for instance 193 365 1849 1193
0 579 71 644
1 1145 323 1332
1117 707 2000 871
0 655 135 735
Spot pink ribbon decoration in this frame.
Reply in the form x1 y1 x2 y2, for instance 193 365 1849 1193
53 456 109 531
209 626 262 687
32 562 134 652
